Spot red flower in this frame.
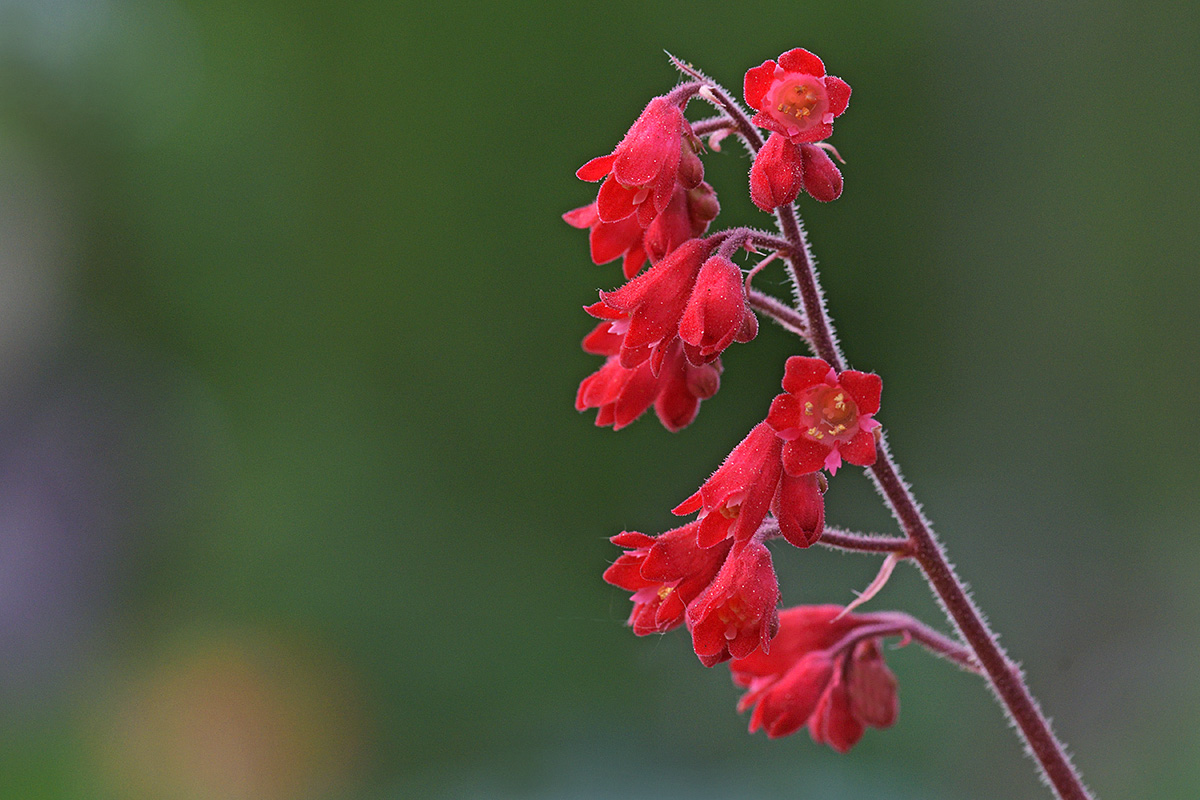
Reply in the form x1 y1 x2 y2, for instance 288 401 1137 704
674 422 825 549
576 325 721 432
744 48 851 145
766 356 881 476
679 254 758 365
674 422 784 547
603 523 732 636
686 539 781 666
585 238 710 372
562 202 647 279
577 96 704 227
731 605 899 750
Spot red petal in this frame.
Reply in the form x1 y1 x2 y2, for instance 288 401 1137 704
818 679 866 753
589 216 642 265
611 363 659 430
577 154 616 182
781 356 832 394
673 490 703 516
610 530 655 548
782 438 828 476
621 245 647 279
581 322 622 356
766 393 804 436
757 652 834 738
825 76 851 118
838 370 881 414
596 178 638 222
840 430 877 467
777 48 825 77
583 299 623 321
562 203 598 228
787 121 833 145
744 60 778 111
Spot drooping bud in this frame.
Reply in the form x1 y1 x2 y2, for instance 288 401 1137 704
749 132 805 211
800 143 844 202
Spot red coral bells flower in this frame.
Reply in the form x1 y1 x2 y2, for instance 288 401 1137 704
577 96 704 227
744 48 851 145
674 421 827 548
766 356 881 476
562 202 647 279
686 539 780 666
576 325 721 432
603 523 732 636
586 239 711 372
730 605 899 750
679 254 758 364
674 422 784 547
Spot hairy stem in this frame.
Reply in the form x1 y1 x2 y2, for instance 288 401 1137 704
690 59 1094 800
828 613 981 674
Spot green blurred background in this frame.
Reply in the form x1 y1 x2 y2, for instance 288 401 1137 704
0 1 1197 798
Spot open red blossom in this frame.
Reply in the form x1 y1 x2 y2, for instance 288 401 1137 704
686 539 780 666
562 202 647 279
679 255 758 365
577 96 704 227
744 48 851 145
576 325 721 432
766 356 881 476
603 523 732 636
674 422 825 549
731 605 899 750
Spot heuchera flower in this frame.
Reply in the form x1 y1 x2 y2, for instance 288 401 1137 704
604 522 780 666
766 356 881 476
679 254 759 365
603 522 732 635
576 323 721 432
674 422 825 549
744 48 851 145
686 539 780 666
730 605 899 750
577 96 704 227
587 239 755 372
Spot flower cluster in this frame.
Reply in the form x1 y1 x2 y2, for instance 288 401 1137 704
570 48 931 758
564 95 720 279
732 606 898 750
745 48 850 209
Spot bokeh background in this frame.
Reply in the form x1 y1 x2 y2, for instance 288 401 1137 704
0 1 1197 798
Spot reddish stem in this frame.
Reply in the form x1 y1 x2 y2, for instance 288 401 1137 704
827 613 981 674
688 60 1095 800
